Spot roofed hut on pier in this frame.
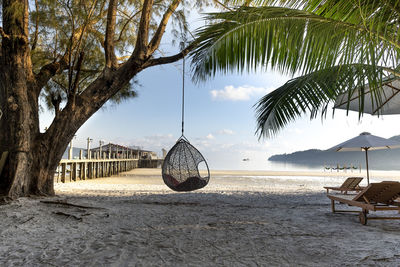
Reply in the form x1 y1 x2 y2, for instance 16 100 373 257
90 143 155 159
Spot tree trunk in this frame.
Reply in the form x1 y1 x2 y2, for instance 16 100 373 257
0 39 52 197
0 0 65 198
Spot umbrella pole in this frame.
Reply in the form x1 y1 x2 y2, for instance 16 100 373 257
365 148 370 185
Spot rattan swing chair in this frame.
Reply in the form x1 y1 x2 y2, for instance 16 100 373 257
162 136 210 191
161 57 210 192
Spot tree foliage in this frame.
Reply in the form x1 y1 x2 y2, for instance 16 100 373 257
30 0 174 112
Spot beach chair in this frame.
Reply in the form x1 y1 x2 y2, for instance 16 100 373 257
0 151 8 176
324 177 364 194
327 181 400 225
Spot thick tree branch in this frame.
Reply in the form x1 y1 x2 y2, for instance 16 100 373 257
104 0 118 68
23 0 29 38
146 42 196 67
49 92 62 117
133 0 154 57
148 0 181 54
35 55 69 94
69 51 84 106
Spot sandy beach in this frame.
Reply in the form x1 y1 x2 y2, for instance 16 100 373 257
1 168 400 266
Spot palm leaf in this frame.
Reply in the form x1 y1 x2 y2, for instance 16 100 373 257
190 6 400 81
254 64 390 138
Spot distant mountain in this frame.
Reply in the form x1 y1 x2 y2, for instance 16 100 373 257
389 135 400 142
268 135 400 170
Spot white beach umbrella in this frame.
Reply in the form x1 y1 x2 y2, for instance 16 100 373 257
330 132 400 184
334 77 400 115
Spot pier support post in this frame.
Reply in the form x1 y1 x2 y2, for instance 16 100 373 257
71 163 76 181
61 163 66 183
81 162 86 180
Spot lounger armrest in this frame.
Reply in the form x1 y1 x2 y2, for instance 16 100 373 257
324 186 343 194
324 187 339 194
324 186 364 194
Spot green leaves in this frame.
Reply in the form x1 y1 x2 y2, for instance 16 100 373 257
191 6 399 80
191 1 400 138
254 64 389 138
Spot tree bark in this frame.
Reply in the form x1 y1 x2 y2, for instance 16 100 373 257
0 0 41 197
0 0 73 197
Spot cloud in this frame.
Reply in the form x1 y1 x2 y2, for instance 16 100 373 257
210 85 271 101
218 129 235 135
206 133 215 140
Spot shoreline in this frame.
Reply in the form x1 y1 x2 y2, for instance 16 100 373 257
124 167 400 179
54 168 400 197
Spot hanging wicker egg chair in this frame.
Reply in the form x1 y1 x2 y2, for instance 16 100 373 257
162 137 210 192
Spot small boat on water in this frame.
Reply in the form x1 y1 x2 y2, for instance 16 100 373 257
242 158 250 161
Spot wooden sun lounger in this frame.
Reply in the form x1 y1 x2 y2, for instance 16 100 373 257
324 177 364 194
327 181 400 225
0 151 8 176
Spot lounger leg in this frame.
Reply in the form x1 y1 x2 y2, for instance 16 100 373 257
331 199 335 213
359 209 368 225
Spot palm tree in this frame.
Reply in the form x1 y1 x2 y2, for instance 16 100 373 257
190 0 400 138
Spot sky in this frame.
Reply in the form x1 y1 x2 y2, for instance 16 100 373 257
39 5 400 171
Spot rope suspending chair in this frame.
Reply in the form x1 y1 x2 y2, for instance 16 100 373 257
161 56 210 192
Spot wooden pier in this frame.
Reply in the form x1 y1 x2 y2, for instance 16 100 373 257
56 158 163 183
57 142 163 183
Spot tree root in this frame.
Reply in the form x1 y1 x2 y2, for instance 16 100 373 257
21 216 34 224
40 200 106 210
53 211 83 221
0 196 13 205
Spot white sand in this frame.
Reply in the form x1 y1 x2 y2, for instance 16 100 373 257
1 168 400 266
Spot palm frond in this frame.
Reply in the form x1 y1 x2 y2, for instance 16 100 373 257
190 6 400 81
221 0 303 8
227 0 400 19
254 64 390 138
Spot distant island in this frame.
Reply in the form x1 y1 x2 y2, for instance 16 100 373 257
268 135 400 170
